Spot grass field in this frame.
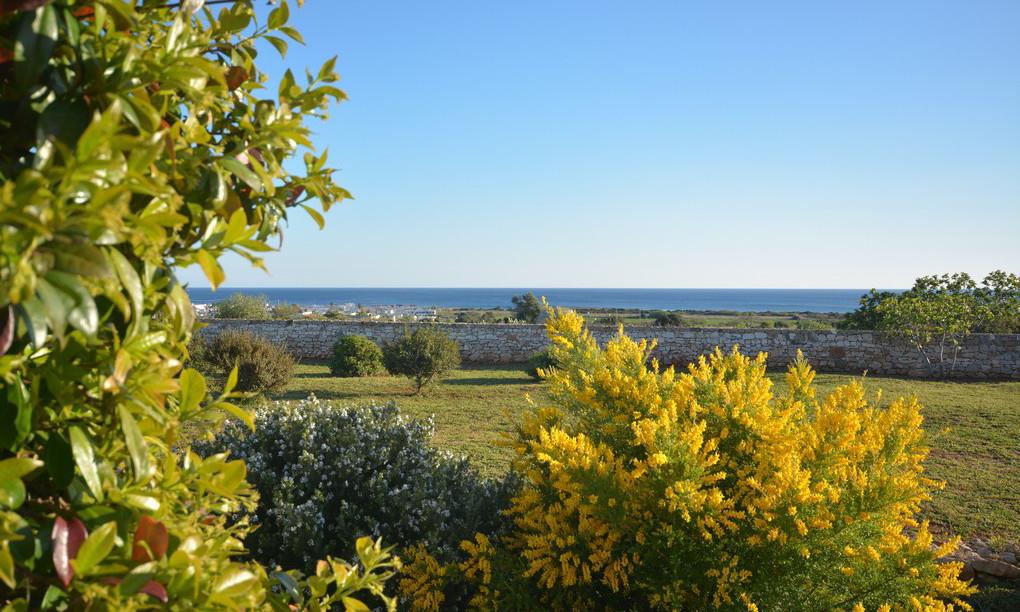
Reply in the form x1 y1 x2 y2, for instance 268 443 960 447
276 362 1020 543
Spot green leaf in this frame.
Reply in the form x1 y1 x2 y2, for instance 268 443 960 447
179 368 206 414
14 4 58 92
36 277 70 337
223 208 248 243
219 4 251 32
119 561 157 596
0 457 42 482
71 521 116 576
0 478 26 509
218 402 254 431
300 204 325 230
278 25 304 44
69 426 104 501
267 1 289 29
17 298 48 349
342 597 371 612
124 494 160 512
40 584 68 609
77 99 123 160
37 98 90 149
222 365 238 395
195 250 225 290
118 405 149 484
0 543 13 589
0 379 31 450
271 571 301 603
108 248 143 333
218 157 262 192
213 567 258 596
44 271 98 336
264 34 288 58
51 240 113 279
44 433 74 490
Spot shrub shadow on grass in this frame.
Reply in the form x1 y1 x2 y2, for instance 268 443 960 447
276 387 416 401
292 370 337 379
445 375 536 386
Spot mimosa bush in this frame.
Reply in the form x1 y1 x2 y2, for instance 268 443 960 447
401 310 976 610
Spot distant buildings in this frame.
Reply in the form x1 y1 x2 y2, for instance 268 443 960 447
192 300 437 321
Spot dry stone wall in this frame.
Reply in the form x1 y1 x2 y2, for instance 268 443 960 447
199 320 1020 380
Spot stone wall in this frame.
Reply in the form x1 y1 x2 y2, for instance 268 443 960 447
199 320 1020 380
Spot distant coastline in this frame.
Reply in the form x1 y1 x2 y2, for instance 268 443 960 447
185 288 891 313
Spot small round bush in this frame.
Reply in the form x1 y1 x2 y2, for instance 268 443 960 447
652 311 684 327
330 334 386 377
213 292 270 319
198 398 518 573
383 326 461 393
196 330 294 394
525 348 557 380
270 302 304 319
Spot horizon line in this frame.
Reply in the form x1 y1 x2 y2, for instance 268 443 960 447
183 286 897 291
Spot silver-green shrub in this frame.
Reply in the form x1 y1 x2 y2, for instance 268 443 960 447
199 398 517 573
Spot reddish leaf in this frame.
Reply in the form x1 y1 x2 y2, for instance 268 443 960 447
0 0 51 18
285 186 305 207
51 516 88 587
140 580 168 603
131 516 168 562
0 47 12 66
225 66 248 91
0 305 13 355
72 5 93 19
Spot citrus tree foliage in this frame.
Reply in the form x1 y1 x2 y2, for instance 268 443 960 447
0 0 397 607
400 311 975 610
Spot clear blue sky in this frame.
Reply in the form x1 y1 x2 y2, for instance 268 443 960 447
179 0 1020 289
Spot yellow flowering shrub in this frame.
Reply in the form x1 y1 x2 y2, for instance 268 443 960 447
400 309 975 610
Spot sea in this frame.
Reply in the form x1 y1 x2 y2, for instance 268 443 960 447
185 288 884 313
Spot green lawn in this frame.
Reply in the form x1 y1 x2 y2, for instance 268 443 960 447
276 362 1020 544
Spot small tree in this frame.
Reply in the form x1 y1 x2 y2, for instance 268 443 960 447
876 293 977 377
198 331 294 394
975 270 1020 333
271 302 304 319
841 271 1020 333
838 289 899 330
383 327 461 394
330 335 386 377
215 292 270 319
652 311 684 327
595 314 624 326
511 292 542 323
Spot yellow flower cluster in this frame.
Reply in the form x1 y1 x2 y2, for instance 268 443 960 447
402 309 977 610
399 544 449 612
